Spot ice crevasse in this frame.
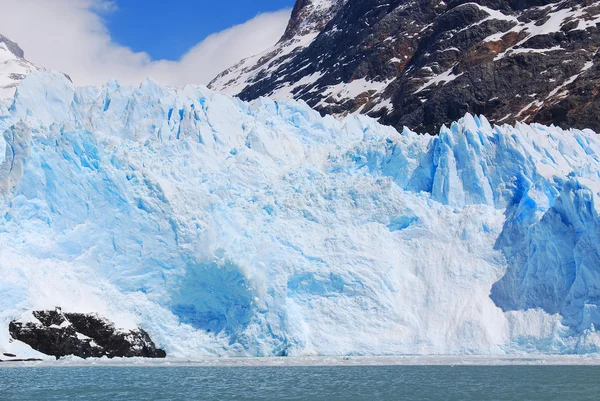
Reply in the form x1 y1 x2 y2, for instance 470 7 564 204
1 71 600 358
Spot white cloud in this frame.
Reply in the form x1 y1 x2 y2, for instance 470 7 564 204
0 0 290 86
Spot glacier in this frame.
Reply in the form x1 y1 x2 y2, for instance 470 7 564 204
1 70 600 358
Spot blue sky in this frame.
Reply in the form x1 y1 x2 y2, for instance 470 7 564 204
105 0 295 60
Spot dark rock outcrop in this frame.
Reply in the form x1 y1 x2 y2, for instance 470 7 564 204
210 0 600 134
9 309 166 359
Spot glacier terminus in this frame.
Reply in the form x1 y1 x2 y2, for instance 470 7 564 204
1 71 600 359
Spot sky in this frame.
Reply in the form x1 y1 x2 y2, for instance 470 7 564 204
105 0 295 60
0 0 294 86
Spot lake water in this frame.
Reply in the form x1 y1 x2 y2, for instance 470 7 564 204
1 363 600 400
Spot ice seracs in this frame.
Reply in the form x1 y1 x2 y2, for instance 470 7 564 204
1 71 600 359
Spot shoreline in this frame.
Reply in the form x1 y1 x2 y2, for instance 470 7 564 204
2 355 600 368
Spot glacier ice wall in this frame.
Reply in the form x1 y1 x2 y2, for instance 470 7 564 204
1 71 600 358
492 179 600 334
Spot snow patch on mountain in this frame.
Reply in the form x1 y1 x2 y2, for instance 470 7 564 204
1 71 600 358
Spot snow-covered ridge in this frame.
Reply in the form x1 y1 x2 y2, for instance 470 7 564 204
1 71 600 359
0 35 39 100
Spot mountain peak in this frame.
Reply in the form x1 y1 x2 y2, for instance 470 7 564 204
281 0 347 41
0 34 25 59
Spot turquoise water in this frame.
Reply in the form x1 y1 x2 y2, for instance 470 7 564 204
1 365 599 400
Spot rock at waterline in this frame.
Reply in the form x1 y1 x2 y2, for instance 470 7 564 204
9 309 166 360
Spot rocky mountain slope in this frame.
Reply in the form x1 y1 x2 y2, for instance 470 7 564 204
0 34 39 99
210 0 600 133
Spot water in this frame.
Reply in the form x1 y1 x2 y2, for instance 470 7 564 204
1 365 600 400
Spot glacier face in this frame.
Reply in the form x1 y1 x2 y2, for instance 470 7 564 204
1 71 600 358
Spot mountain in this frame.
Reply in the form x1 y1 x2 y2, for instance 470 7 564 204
0 34 39 99
209 0 600 134
210 0 346 97
1 71 600 358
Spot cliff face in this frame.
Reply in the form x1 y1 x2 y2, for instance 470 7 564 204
210 0 600 133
